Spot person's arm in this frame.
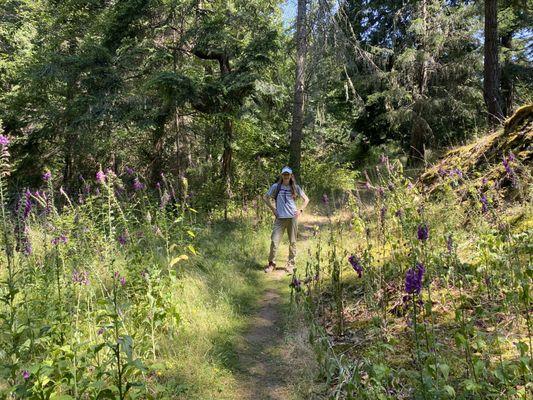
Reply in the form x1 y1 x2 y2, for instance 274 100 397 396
295 190 309 218
263 192 278 217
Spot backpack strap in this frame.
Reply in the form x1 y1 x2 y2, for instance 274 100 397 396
273 182 282 200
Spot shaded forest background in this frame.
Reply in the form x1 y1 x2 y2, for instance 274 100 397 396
1 0 531 210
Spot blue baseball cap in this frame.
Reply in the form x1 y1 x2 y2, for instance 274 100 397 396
281 166 293 174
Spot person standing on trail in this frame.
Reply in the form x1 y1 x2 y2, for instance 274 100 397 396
263 166 309 272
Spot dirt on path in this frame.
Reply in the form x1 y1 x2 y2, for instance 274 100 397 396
235 268 298 400
234 213 331 400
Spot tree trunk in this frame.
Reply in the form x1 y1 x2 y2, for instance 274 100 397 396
289 0 307 180
500 31 514 117
222 117 233 220
484 0 503 125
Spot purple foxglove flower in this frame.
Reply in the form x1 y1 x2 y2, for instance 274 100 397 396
502 156 512 175
96 170 105 183
133 178 145 191
0 135 9 146
22 370 30 380
120 276 126 286
289 276 301 292
348 255 363 278
117 234 127 245
156 182 161 189
417 223 429 241
23 190 32 219
72 270 89 285
42 171 52 181
508 152 515 162
405 262 425 295
480 195 489 213
380 206 387 225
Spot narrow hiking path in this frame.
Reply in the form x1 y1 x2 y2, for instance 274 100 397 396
232 214 330 400
235 269 294 400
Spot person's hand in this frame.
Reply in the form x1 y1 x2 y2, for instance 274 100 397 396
295 209 302 219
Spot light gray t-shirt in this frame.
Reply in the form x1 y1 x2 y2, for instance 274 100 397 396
267 183 304 218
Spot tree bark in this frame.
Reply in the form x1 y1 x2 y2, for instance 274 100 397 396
483 0 503 125
289 0 307 180
500 31 514 117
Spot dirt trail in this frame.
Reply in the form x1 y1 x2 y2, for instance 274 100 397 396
234 214 330 400
235 269 296 400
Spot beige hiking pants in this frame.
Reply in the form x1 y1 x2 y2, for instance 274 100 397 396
268 217 298 266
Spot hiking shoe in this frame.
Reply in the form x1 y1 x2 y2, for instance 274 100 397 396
264 261 276 273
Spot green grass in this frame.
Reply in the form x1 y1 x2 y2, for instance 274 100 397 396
152 219 271 399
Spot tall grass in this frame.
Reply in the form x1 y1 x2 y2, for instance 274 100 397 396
0 138 275 399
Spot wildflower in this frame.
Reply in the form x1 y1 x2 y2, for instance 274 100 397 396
365 181 372 190
438 167 446 176
380 206 387 227
348 255 363 278
405 262 425 295
96 170 106 183
72 270 89 285
120 276 126 286
42 170 52 181
480 194 489 213
450 168 463 179
417 223 429 241
407 182 414 190
133 178 145 191
22 370 30 380
502 156 512 175
156 181 161 189
125 166 134 175
97 327 105 335
377 186 385 197
117 234 127 245
51 235 67 245
395 209 403 218
23 189 32 219
322 193 329 205
508 152 516 162
0 134 10 147
289 276 301 292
